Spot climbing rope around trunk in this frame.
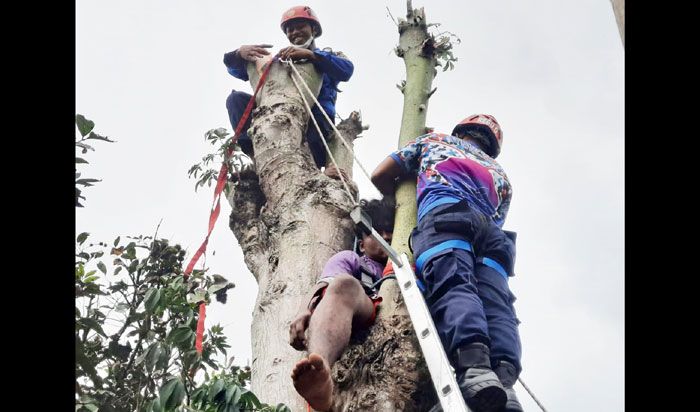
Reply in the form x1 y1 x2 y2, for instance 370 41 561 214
282 59 383 199
285 62 357 205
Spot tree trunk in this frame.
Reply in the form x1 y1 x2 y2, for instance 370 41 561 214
610 0 624 46
227 61 360 410
229 3 446 410
326 3 443 411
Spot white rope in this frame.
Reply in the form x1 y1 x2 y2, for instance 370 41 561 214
283 59 382 197
518 376 548 412
284 60 358 205
285 60 551 412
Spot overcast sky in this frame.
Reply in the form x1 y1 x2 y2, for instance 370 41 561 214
76 1 624 410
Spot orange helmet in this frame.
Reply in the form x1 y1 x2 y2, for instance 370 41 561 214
452 114 503 158
280 6 322 37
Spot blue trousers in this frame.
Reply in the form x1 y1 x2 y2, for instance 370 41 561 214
411 201 522 373
225 90 332 168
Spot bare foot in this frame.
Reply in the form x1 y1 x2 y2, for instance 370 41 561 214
291 353 333 411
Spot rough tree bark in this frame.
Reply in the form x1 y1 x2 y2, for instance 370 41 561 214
228 2 447 410
227 60 362 410
326 3 444 411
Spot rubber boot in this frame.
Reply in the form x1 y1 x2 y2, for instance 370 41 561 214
494 361 524 412
454 343 506 412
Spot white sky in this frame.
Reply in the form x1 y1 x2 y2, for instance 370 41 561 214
76 1 624 411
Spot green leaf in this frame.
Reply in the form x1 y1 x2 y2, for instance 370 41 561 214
97 262 107 274
78 317 107 337
115 302 130 313
150 397 162 412
187 289 207 304
83 275 99 283
76 114 95 137
75 142 95 154
156 344 171 371
207 281 229 294
113 236 120 247
167 326 192 344
144 288 161 313
146 342 162 373
225 385 241 407
208 379 225 403
128 259 139 273
77 232 89 245
190 387 206 407
135 342 156 366
76 178 101 186
86 131 115 142
240 391 262 409
158 377 179 410
165 378 185 410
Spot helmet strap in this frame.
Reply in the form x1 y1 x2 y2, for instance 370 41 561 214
294 36 315 49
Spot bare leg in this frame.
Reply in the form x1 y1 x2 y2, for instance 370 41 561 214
291 275 375 411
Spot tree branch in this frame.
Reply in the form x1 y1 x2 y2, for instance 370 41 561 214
228 171 269 281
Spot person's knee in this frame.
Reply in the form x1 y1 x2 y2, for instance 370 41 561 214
225 90 237 110
226 90 250 111
325 274 363 299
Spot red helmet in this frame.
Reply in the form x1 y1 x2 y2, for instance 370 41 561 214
452 114 503 158
280 6 322 37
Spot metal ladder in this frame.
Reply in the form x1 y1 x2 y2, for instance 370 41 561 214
351 207 469 412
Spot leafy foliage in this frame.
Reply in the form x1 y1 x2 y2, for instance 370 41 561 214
75 114 115 207
76 233 287 411
426 23 460 71
187 128 253 198
76 118 287 411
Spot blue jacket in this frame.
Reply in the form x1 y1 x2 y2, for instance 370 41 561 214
223 47 354 121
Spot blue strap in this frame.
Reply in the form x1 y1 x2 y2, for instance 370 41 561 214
479 257 508 280
416 278 427 293
417 197 460 221
415 239 473 274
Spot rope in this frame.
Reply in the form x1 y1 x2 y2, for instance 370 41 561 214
518 376 548 412
282 59 383 197
285 60 358 205
284 58 551 412
184 58 276 355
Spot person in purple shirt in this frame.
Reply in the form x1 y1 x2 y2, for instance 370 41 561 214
288 197 394 411
223 5 354 169
372 115 523 412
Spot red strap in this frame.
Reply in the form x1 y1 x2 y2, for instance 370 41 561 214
185 58 277 354
195 301 206 353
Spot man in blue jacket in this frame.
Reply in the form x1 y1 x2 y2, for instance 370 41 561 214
223 5 354 169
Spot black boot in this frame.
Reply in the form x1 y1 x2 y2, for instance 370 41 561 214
454 343 506 412
494 361 524 412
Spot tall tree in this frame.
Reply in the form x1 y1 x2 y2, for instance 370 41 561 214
227 2 456 410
